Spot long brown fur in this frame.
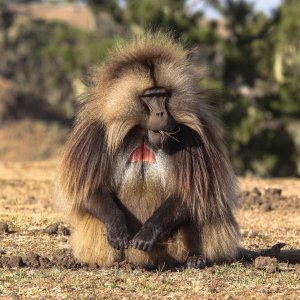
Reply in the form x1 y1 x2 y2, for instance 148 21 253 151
57 33 240 267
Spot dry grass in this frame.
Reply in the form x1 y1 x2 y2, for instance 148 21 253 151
0 161 299 299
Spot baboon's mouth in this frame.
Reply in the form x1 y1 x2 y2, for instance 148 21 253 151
148 126 179 134
127 126 181 164
147 126 181 148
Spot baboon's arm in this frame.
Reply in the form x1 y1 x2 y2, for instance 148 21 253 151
82 189 129 249
132 197 190 251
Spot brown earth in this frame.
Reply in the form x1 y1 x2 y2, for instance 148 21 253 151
0 161 299 299
0 119 67 161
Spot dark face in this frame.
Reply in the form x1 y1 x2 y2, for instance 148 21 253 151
140 87 178 148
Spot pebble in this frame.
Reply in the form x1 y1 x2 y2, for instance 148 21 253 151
254 256 278 273
0 222 9 233
43 223 59 234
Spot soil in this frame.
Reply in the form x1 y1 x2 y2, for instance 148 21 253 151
0 161 299 299
239 187 300 211
0 119 67 161
0 184 299 271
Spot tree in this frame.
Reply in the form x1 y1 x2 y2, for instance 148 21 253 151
201 0 298 176
123 0 216 44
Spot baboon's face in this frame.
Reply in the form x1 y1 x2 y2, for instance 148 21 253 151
138 86 178 148
91 57 201 154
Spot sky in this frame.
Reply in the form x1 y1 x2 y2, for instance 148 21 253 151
198 0 282 19
253 0 282 14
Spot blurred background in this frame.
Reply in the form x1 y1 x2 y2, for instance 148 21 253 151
0 0 299 177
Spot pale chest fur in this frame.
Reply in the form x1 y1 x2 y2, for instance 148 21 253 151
112 143 176 223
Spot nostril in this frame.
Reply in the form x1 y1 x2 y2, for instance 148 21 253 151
161 112 164 116
156 113 160 116
156 112 164 117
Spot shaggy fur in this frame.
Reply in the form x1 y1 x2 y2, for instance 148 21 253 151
57 33 240 268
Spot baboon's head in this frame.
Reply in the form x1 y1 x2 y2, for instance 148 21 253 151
86 34 204 153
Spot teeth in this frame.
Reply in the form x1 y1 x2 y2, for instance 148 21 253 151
149 130 160 134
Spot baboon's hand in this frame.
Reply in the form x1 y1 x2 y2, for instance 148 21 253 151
107 220 129 250
132 223 160 251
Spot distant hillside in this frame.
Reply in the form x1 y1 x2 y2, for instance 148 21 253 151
9 3 95 31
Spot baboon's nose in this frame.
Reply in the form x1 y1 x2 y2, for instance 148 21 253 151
140 87 169 131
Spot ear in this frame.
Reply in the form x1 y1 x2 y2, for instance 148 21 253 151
59 121 111 210
173 121 237 223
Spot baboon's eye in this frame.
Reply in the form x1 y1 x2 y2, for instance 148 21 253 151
140 87 171 99
142 101 150 115
139 87 171 117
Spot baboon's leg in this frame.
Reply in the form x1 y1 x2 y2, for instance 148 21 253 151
71 214 123 266
82 188 129 249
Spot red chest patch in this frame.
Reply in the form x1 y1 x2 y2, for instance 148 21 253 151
128 143 156 163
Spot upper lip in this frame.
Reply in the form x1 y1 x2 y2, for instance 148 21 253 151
147 127 173 133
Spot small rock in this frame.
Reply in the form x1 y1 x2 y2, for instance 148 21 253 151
87 263 99 270
43 223 59 235
264 187 282 197
252 187 262 196
39 256 53 269
1 256 24 268
22 252 40 268
254 256 278 273
0 222 9 234
58 224 71 236
248 231 258 238
0 249 6 254
208 287 217 293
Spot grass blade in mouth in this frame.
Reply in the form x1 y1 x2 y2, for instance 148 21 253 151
159 126 181 143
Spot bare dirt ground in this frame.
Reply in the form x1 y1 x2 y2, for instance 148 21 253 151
0 161 299 299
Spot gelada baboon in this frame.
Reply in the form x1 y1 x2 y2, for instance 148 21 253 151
57 34 240 268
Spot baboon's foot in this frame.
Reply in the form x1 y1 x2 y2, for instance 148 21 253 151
185 254 211 269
